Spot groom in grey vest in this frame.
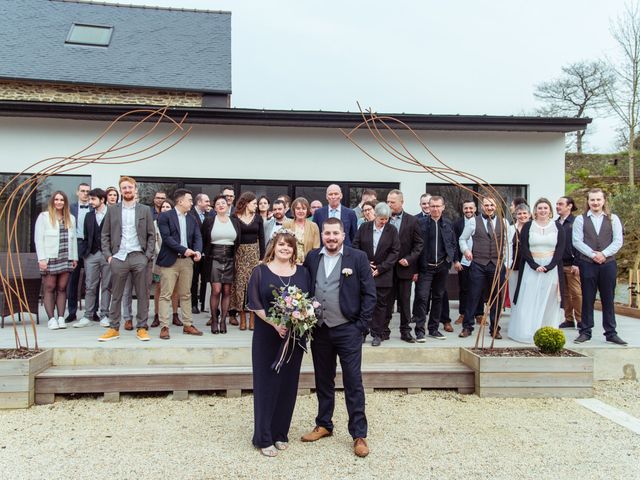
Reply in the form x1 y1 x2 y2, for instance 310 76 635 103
301 217 376 457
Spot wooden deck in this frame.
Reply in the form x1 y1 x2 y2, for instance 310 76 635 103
34 362 475 404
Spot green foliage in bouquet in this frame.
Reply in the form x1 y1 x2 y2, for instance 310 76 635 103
533 326 565 354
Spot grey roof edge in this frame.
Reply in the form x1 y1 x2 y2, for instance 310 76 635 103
0 75 232 95
51 0 232 15
0 101 591 133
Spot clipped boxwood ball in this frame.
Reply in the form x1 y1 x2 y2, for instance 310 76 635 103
534 326 565 354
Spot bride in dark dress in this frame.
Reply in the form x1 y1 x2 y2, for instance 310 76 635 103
247 230 312 457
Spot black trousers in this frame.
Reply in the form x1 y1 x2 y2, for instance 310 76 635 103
191 260 207 308
412 285 452 325
66 257 84 317
412 263 449 336
579 260 618 338
385 275 413 337
463 261 505 333
458 264 483 317
311 322 367 439
370 286 391 338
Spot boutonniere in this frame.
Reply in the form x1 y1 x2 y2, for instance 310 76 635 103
342 268 353 277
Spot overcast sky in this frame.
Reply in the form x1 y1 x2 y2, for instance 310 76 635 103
129 0 631 152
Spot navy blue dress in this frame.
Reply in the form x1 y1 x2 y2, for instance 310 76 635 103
247 263 311 448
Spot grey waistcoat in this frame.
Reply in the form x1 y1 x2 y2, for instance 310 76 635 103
472 217 504 266
580 213 615 264
315 256 350 328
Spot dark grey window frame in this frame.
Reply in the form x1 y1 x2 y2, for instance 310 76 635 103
65 23 114 47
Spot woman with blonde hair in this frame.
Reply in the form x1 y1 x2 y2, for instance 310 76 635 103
508 197 565 343
34 191 78 330
282 197 320 264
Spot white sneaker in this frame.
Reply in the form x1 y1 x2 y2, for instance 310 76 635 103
57 316 67 329
48 318 59 330
74 317 92 328
99 317 110 327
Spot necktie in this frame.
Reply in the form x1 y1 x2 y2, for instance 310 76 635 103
486 216 494 238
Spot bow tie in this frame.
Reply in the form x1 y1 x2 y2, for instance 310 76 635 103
482 214 494 220
79 205 90 209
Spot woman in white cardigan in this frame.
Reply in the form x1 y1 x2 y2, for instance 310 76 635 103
34 191 78 330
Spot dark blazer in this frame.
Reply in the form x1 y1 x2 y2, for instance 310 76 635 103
303 246 377 330
156 209 203 268
353 221 400 288
82 209 106 257
418 216 458 271
101 203 156 261
559 214 578 266
189 206 213 230
512 220 566 306
394 211 424 279
71 202 93 257
312 205 358 247
201 213 241 257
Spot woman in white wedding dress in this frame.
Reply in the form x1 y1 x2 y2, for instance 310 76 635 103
509 198 565 343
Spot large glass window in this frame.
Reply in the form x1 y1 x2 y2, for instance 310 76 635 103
426 183 528 222
0 173 91 252
136 177 400 211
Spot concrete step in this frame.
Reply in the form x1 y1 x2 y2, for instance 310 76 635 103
34 362 475 404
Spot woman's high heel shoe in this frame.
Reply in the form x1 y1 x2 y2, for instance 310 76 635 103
210 316 219 334
219 316 227 334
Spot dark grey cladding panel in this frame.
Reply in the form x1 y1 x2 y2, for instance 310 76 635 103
0 0 231 93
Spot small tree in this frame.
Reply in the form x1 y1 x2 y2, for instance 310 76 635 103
605 2 640 187
534 61 610 153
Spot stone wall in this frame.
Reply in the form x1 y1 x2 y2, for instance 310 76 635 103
0 80 204 106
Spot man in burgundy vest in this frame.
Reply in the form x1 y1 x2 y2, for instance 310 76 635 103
572 188 627 345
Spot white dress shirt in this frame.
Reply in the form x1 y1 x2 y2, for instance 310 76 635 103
114 203 142 261
372 223 385 254
572 211 623 259
320 246 344 277
328 205 342 220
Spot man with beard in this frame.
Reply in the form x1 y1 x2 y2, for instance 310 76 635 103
302 218 376 457
99 176 155 342
264 199 287 241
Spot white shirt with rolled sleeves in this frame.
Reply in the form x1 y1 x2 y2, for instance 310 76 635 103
572 211 623 259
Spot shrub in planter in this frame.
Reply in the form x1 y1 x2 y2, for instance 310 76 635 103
534 326 565 354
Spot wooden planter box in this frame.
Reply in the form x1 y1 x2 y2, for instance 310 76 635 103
460 348 593 398
0 350 53 409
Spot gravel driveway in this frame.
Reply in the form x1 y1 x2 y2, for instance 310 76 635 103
1 382 638 479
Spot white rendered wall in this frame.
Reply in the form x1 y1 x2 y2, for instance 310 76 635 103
0 117 566 213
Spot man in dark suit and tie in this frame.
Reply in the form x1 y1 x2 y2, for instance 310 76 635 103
412 196 460 341
312 184 358 246
66 182 92 322
385 189 424 342
74 188 110 328
189 193 211 314
157 189 204 340
353 202 400 346
98 176 156 342
301 218 376 458
453 200 484 326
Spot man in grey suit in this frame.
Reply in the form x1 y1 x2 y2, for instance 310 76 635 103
98 176 156 342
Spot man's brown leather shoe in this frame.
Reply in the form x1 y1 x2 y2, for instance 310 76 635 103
301 426 332 442
124 320 133 331
150 314 160 328
172 313 183 327
183 325 203 336
454 314 464 325
353 438 369 457
443 322 454 333
160 326 170 340
459 328 472 338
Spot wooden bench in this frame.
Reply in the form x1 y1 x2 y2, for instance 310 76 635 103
35 362 475 403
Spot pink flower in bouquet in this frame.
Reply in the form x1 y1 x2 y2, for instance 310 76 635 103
312 301 321 308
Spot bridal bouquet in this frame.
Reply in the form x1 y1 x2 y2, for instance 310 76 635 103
268 285 320 373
